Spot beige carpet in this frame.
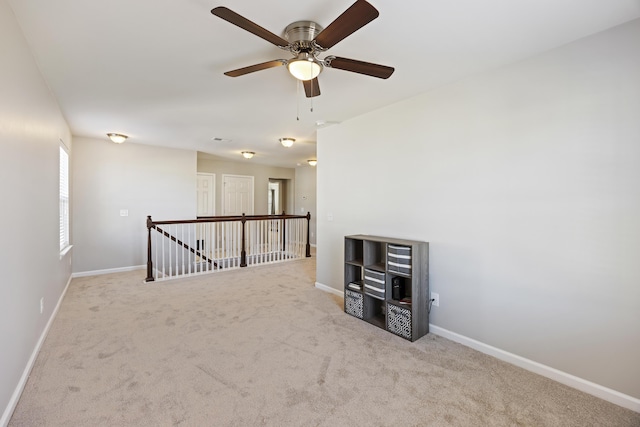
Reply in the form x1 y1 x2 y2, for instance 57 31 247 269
10 257 639 426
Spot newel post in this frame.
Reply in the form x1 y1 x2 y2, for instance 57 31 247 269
281 210 286 252
145 216 155 282
240 213 247 267
305 212 311 258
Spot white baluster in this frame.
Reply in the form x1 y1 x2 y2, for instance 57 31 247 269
181 224 185 275
153 231 157 280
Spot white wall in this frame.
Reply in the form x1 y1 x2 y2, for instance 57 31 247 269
72 138 196 273
316 19 640 401
295 165 317 245
0 1 73 423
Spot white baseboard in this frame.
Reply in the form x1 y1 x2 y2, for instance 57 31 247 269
72 264 145 278
315 281 343 297
429 325 640 413
313 282 640 413
1 274 73 427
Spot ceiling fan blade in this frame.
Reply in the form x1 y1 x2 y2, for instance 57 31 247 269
313 0 379 50
211 7 289 47
326 57 394 79
303 78 321 98
224 60 285 77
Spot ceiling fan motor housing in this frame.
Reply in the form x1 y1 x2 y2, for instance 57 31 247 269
284 21 324 52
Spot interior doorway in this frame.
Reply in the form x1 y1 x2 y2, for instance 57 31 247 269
268 178 292 215
268 181 280 215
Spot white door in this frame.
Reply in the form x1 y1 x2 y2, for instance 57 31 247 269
196 173 215 217
222 174 254 215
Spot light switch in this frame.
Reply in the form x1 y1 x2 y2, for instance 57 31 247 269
120 209 129 217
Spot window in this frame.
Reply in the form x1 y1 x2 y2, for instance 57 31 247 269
59 143 70 252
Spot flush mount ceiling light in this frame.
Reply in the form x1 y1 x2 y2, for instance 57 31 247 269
307 160 317 166
280 138 295 148
287 52 322 81
107 133 128 144
241 151 255 159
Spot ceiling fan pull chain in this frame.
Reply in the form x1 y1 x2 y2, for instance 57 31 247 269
296 80 300 121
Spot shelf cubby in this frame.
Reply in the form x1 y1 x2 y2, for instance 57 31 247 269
387 274 411 304
345 263 363 288
345 238 364 266
362 294 386 330
363 240 385 270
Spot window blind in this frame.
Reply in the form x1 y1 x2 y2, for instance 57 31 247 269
59 145 69 251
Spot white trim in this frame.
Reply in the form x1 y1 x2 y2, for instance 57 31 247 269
59 137 70 152
72 264 145 278
313 283 640 413
314 281 343 297
59 244 73 260
429 325 640 413
1 274 72 427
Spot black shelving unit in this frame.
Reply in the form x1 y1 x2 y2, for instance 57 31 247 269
343 235 429 342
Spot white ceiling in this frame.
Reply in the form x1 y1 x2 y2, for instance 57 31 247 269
8 0 640 167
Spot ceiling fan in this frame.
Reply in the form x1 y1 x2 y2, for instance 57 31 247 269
211 0 395 98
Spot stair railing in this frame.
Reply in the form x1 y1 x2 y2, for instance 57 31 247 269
146 212 311 282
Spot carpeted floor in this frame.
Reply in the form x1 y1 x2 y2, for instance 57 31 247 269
10 256 640 426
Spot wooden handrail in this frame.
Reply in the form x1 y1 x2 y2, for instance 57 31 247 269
148 214 306 226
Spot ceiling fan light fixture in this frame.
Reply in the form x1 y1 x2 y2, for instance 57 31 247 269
241 151 255 159
107 133 128 144
307 159 317 166
287 53 322 81
280 138 295 148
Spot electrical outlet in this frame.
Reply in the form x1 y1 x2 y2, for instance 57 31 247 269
431 292 439 307
40 298 44 314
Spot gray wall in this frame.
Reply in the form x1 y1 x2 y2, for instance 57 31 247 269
0 1 73 422
197 154 296 215
72 137 196 273
316 19 640 399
